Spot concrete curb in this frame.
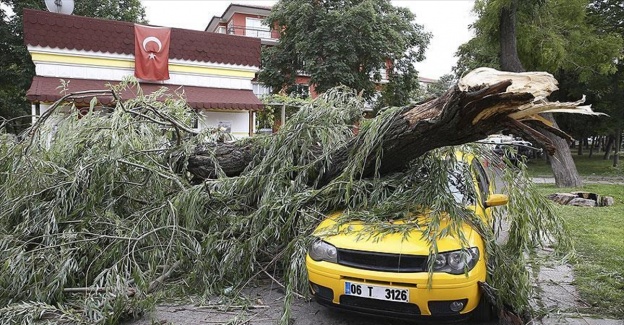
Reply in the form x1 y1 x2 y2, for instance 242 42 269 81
532 177 624 185
530 248 624 325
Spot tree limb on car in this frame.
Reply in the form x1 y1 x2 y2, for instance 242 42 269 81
187 68 603 184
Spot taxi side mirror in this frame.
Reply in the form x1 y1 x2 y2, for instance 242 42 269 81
485 194 509 207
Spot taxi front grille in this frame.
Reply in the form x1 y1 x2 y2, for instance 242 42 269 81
337 248 427 273
340 295 421 315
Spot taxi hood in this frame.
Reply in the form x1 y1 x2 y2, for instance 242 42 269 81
313 212 483 255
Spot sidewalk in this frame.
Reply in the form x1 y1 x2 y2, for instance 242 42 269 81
530 176 623 325
532 248 623 325
532 177 624 185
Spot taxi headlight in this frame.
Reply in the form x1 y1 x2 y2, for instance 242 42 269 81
431 247 479 275
308 239 337 263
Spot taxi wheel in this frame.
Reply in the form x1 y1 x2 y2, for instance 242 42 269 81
470 295 493 322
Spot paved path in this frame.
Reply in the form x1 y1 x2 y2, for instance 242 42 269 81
531 248 623 325
531 176 623 324
532 177 624 185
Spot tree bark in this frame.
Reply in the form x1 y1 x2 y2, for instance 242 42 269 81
589 136 595 158
316 83 534 186
577 138 583 156
186 72 589 186
536 113 582 187
189 81 535 182
499 0 524 73
603 135 614 160
187 141 260 181
613 128 621 167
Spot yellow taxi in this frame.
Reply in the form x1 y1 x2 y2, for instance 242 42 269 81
306 154 507 321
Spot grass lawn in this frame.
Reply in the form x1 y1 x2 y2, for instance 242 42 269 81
526 153 624 177
536 184 624 318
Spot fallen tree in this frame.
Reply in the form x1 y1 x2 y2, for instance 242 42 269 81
188 68 601 185
0 69 601 324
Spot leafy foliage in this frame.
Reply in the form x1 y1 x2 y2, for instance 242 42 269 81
455 0 623 79
0 0 146 134
256 94 311 130
258 0 431 106
527 0 624 150
0 80 573 323
588 0 624 35
423 74 457 99
73 0 147 23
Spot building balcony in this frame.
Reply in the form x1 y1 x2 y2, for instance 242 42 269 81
220 25 279 45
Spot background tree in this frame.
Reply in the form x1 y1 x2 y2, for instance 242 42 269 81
455 0 623 186
553 73 603 156
542 0 624 164
0 0 146 134
424 73 456 98
74 0 146 22
258 0 431 106
580 63 624 166
586 0 624 166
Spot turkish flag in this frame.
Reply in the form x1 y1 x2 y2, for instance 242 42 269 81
134 24 171 81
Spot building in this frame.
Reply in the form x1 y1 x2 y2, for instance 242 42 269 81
418 76 438 91
205 4 278 46
204 4 436 102
205 3 314 99
23 9 263 138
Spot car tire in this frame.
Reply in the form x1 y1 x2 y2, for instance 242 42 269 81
470 294 493 322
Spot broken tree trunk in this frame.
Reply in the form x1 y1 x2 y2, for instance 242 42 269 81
187 68 601 185
535 113 582 187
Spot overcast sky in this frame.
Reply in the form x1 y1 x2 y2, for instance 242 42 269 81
143 0 477 79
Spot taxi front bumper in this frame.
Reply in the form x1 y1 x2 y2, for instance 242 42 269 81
306 255 485 320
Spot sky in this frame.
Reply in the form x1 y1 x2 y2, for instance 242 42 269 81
144 0 477 79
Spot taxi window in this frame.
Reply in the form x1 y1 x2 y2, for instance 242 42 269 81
471 159 490 204
447 163 476 205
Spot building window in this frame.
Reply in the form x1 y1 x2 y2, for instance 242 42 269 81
253 83 273 97
379 67 388 80
217 26 226 34
245 17 271 39
288 84 309 99
191 115 199 129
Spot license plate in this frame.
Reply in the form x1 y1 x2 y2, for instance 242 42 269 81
344 281 409 303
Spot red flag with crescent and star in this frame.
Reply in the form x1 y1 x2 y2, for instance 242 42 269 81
134 24 171 81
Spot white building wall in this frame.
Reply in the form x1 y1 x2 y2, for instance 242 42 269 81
29 46 258 90
35 103 255 141
28 46 262 137
35 63 253 90
198 111 251 139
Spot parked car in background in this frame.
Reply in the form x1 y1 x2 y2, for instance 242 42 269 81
480 135 542 165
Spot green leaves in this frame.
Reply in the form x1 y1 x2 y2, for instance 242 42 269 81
259 0 431 105
0 81 573 323
458 0 623 79
0 80 202 323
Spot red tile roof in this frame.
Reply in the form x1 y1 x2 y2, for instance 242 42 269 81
232 3 274 10
27 76 263 111
23 9 260 67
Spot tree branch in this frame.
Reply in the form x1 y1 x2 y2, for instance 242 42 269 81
182 68 596 186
